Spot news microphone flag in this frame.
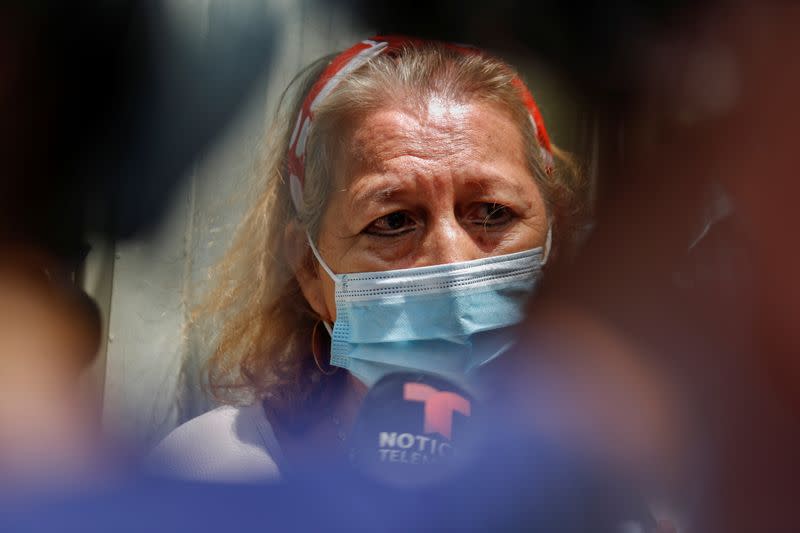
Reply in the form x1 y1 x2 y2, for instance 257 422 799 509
349 372 483 486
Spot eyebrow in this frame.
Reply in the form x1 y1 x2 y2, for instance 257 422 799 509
347 175 409 212
346 165 535 212
461 171 531 200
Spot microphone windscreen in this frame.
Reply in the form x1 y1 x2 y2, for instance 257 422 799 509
349 372 483 487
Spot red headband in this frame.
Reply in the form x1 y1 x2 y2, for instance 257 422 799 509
287 36 553 212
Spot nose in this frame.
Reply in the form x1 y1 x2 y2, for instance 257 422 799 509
424 215 483 266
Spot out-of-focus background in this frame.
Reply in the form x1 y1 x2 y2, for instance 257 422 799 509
90 0 363 450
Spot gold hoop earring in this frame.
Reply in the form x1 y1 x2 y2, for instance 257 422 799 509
311 320 337 376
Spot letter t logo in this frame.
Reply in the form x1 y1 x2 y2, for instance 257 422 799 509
403 383 471 439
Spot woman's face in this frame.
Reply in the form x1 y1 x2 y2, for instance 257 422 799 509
297 98 549 322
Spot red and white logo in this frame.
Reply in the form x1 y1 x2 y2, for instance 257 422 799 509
403 383 471 439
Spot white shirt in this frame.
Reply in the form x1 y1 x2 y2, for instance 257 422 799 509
146 404 284 483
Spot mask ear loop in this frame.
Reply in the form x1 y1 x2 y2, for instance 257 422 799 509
306 230 337 335
543 224 553 264
306 230 338 282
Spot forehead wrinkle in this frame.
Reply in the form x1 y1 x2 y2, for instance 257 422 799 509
346 106 474 171
337 99 531 206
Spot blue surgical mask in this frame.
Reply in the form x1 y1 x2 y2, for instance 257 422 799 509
308 231 550 387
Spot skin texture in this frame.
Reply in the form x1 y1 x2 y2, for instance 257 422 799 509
282 96 549 465
295 98 549 322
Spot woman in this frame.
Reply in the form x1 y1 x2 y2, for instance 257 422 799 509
148 36 587 482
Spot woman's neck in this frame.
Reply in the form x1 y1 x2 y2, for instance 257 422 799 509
339 372 368 423
271 371 367 467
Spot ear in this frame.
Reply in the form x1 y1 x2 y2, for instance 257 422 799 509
284 221 332 322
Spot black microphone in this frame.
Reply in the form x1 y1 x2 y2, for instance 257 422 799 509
349 372 484 487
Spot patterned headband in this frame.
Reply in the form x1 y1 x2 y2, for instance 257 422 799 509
287 35 553 212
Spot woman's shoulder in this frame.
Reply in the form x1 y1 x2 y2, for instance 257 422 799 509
145 403 284 483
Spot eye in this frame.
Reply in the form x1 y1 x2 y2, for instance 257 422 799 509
363 211 418 237
469 202 515 228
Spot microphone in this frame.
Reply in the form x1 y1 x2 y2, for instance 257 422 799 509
349 372 484 487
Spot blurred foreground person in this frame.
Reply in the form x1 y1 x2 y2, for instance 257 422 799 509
475 2 800 532
149 36 589 481
0 249 106 493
